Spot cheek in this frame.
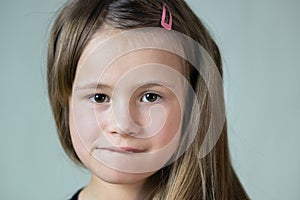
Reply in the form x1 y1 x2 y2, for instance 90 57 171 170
150 102 182 150
69 103 100 150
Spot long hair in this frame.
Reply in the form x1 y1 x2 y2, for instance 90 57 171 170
47 0 249 199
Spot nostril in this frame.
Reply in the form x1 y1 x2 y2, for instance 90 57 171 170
115 121 139 136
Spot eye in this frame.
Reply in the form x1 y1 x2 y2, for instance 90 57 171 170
90 93 110 103
141 93 162 103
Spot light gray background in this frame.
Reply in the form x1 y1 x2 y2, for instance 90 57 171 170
0 0 299 199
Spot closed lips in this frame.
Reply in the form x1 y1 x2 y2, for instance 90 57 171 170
97 147 146 153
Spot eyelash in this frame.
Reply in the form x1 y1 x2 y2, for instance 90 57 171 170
88 92 163 104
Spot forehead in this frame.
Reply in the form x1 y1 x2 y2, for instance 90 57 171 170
105 49 183 74
78 25 188 68
75 27 186 86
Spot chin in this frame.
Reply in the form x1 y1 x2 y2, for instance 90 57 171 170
82 152 156 185
95 167 155 185
72 135 158 184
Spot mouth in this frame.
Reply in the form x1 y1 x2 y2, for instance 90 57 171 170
97 147 146 154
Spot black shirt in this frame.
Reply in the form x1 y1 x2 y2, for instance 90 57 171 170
69 188 83 200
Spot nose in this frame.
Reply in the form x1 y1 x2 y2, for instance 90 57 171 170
103 98 141 136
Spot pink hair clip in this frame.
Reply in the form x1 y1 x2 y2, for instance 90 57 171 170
161 3 172 30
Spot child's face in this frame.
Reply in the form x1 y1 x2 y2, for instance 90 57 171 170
69 30 187 184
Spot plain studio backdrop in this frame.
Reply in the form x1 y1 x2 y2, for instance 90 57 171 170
0 0 299 199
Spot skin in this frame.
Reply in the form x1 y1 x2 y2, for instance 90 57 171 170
68 28 186 200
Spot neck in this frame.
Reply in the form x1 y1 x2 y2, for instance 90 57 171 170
80 174 149 200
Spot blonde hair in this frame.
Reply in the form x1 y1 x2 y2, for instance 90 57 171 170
47 0 249 199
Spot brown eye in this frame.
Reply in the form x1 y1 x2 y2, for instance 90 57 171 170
90 94 110 103
141 93 162 103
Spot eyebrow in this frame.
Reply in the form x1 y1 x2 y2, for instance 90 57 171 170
137 82 173 90
74 83 112 91
75 82 177 91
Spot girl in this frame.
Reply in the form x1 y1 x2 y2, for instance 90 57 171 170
47 0 249 199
